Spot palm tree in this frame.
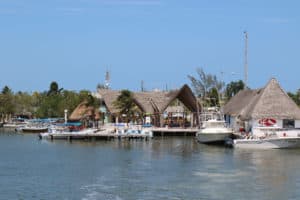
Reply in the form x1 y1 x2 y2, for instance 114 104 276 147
47 81 63 96
113 90 140 123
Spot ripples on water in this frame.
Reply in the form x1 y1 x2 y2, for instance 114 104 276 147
1 130 300 200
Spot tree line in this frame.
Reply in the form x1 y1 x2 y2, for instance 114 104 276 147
1 69 299 121
0 81 97 119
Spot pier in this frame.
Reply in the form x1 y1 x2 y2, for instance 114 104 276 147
40 127 198 141
41 130 152 141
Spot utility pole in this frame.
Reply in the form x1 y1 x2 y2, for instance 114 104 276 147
244 31 248 89
141 80 144 92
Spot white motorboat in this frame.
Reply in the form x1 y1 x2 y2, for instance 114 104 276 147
233 128 300 149
233 136 300 149
196 112 233 144
39 127 100 140
3 122 27 129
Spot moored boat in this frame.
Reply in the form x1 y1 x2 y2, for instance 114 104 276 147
20 126 49 133
196 111 233 144
233 136 300 149
39 127 101 140
233 127 300 149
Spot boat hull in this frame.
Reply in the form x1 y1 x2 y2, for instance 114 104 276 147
39 129 101 140
21 128 49 133
196 132 232 144
233 137 300 149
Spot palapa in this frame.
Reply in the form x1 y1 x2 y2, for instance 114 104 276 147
69 101 100 120
223 78 300 120
98 84 199 115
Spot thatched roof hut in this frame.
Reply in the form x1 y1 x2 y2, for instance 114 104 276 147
223 78 300 120
98 84 199 115
97 89 121 114
69 101 100 121
223 89 259 117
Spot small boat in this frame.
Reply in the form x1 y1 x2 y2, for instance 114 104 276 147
233 127 300 149
233 136 300 149
3 122 27 129
196 111 233 144
17 120 49 133
20 125 49 133
3 117 28 129
39 127 100 140
115 127 153 138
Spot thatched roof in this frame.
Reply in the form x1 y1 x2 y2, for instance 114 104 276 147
133 91 170 113
69 101 100 120
97 89 121 114
97 84 199 115
168 84 199 112
222 89 259 117
223 78 300 120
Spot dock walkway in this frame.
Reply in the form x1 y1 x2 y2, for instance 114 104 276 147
40 127 199 141
42 129 152 141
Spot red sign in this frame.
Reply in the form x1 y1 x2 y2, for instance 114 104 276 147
258 118 277 126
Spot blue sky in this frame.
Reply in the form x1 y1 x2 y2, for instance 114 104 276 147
0 0 300 93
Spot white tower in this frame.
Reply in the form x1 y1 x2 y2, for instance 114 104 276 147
244 31 248 89
105 70 110 89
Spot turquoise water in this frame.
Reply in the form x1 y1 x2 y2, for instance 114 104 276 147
1 130 300 200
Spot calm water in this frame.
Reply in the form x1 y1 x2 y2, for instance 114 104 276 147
1 130 300 200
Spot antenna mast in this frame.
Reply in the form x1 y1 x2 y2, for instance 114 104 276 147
244 31 248 89
105 70 110 89
141 80 144 92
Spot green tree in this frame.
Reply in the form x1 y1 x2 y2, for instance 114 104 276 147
188 68 224 98
78 90 91 102
2 85 12 95
0 82 97 119
0 86 15 115
58 90 80 115
14 91 34 116
225 80 245 100
288 90 300 106
47 81 63 96
113 90 139 122
36 82 65 118
206 87 220 107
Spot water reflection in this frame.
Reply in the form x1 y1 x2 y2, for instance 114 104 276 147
233 149 300 200
1 131 300 200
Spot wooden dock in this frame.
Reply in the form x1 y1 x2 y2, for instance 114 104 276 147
40 127 199 141
42 131 152 141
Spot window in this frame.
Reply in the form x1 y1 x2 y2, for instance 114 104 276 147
283 119 295 128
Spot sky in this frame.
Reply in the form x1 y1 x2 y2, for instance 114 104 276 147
0 0 300 93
